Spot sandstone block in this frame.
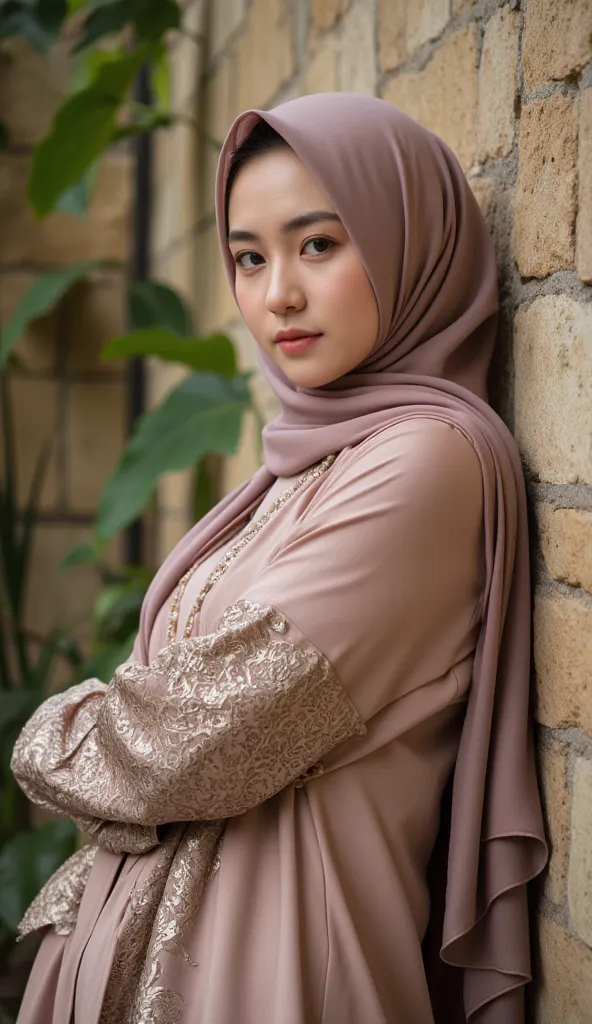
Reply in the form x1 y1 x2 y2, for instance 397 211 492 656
468 176 499 240
513 94 578 278
194 225 221 335
577 88 592 284
383 27 479 173
205 52 237 144
151 120 200 256
175 121 200 240
537 506 592 594
66 276 127 374
0 273 59 372
156 511 192 565
534 917 592 1024
453 0 475 11
341 0 377 95
152 173 179 259
522 0 592 94
152 239 199 337
568 757 592 947
533 591 592 733
477 7 519 161
310 0 347 36
538 738 570 905
157 469 194 516
210 0 247 58
23 524 114 655
379 0 449 73
66 382 126 513
304 32 340 94
147 359 187 409
170 0 205 112
236 0 296 111
514 295 592 485
0 154 132 267
0 36 68 146
10 378 60 511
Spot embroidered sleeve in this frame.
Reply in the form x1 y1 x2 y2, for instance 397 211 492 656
11 600 365 842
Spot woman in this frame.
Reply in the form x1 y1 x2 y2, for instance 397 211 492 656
12 93 546 1024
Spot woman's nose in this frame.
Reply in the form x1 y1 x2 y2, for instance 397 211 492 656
265 262 306 315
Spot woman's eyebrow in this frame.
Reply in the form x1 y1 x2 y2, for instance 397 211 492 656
228 210 341 243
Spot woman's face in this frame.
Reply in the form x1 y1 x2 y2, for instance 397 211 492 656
227 147 379 389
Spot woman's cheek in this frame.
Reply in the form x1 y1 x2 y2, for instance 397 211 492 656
234 283 262 339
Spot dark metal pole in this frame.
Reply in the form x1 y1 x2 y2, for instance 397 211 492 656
126 62 152 566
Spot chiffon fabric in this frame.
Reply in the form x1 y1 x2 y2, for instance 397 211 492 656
12 93 546 1023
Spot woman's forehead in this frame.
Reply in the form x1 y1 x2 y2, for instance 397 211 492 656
227 149 338 230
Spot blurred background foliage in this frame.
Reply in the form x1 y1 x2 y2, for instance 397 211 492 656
0 0 262 998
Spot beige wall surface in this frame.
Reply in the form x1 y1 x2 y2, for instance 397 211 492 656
0 31 132 666
153 0 592 1017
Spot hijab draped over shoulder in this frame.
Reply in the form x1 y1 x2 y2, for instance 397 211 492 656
138 93 547 1022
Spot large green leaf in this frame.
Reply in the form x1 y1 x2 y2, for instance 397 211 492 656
92 574 147 638
61 539 104 568
134 0 179 43
28 46 151 216
0 261 101 368
54 160 100 218
111 106 174 141
102 328 237 376
129 280 193 335
0 0 68 53
73 0 130 53
0 820 78 932
75 630 135 685
0 689 40 734
150 47 170 110
25 627 82 690
96 371 252 539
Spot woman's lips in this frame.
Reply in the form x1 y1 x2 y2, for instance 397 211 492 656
275 334 322 354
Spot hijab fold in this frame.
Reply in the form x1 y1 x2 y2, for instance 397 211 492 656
138 94 547 1022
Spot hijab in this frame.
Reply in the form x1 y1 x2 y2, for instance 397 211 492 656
138 93 547 1022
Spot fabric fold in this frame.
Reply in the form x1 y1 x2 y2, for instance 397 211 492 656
12 599 365 848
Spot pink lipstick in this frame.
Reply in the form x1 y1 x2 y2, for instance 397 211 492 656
274 329 323 355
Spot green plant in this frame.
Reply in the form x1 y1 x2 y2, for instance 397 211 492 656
0 365 82 953
0 2 262 991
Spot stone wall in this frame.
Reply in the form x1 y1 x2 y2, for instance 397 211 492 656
0 32 132 661
154 0 592 1017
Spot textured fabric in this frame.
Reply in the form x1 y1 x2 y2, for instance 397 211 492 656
18 418 485 1023
135 93 545 1020
14 92 547 1023
12 601 365 834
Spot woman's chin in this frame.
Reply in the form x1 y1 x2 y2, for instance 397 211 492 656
271 355 342 390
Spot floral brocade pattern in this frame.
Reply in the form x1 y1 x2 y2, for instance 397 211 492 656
12 600 366 1021
13 601 366 831
18 843 98 938
100 821 224 1024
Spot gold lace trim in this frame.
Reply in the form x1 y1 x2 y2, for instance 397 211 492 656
168 453 336 641
14 600 365 1021
18 844 97 939
99 821 224 1024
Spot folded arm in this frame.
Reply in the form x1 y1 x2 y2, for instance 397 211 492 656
11 601 365 852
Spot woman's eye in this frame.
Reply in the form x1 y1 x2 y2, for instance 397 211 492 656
234 250 265 269
302 237 334 256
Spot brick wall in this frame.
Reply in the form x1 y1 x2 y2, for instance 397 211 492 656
0 34 132 662
156 0 592 1017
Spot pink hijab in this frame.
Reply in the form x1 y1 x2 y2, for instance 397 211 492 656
139 93 547 1022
